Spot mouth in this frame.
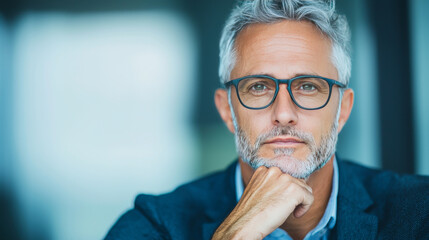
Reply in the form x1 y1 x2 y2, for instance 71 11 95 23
263 137 306 147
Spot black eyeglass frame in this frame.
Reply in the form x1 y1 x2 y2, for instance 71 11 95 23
224 75 347 110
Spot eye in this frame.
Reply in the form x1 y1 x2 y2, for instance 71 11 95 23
250 83 267 92
300 83 317 91
238 77 275 96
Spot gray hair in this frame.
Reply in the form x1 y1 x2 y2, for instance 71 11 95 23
219 0 351 86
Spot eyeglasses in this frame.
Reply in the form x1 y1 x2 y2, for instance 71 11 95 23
224 75 346 110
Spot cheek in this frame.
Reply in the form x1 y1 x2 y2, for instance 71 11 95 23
299 108 337 144
235 107 271 142
315 105 339 141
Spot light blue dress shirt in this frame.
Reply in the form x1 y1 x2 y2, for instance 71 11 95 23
235 157 338 240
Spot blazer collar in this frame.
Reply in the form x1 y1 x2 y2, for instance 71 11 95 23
334 160 378 239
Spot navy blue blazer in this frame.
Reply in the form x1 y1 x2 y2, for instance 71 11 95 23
105 159 429 239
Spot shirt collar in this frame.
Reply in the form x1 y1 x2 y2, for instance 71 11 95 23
234 157 339 237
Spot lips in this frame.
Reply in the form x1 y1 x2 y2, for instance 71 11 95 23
264 137 306 145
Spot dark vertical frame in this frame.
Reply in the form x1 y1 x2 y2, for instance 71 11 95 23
183 0 235 125
370 0 415 173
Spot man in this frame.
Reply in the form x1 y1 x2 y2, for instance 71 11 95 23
106 0 429 239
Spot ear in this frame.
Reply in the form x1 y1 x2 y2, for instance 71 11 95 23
337 88 354 133
214 89 236 133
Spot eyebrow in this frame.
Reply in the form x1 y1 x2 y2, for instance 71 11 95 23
249 72 321 79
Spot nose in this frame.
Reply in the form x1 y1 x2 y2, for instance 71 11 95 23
271 84 299 126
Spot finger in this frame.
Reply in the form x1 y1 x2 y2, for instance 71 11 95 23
251 166 269 181
249 166 282 187
279 174 313 194
293 190 314 218
294 179 313 194
245 166 268 187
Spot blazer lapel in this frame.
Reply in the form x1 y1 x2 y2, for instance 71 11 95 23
201 162 239 240
335 161 378 239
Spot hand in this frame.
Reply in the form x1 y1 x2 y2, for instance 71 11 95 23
212 166 314 240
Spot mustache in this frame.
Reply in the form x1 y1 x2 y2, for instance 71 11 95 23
253 126 316 151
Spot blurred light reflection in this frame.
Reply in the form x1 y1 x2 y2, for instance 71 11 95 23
12 11 197 240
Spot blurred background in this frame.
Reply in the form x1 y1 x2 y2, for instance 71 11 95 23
0 0 428 239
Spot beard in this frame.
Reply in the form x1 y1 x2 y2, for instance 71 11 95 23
234 121 338 179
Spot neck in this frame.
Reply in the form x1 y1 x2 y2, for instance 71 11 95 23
239 156 334 239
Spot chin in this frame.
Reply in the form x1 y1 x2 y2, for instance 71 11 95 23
248 154 317 179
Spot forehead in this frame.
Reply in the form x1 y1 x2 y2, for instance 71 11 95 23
231 20 337 80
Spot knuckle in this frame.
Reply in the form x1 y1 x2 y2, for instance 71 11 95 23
286 182 298 192
257 165 268 171
268 166 280 172
279 173 292 182
266 166 281 176
255 166 267 174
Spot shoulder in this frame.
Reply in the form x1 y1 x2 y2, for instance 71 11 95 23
105 208 168 240
105 162 237 239
338 160 429 237
135 164 236 220
338 160 429 198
